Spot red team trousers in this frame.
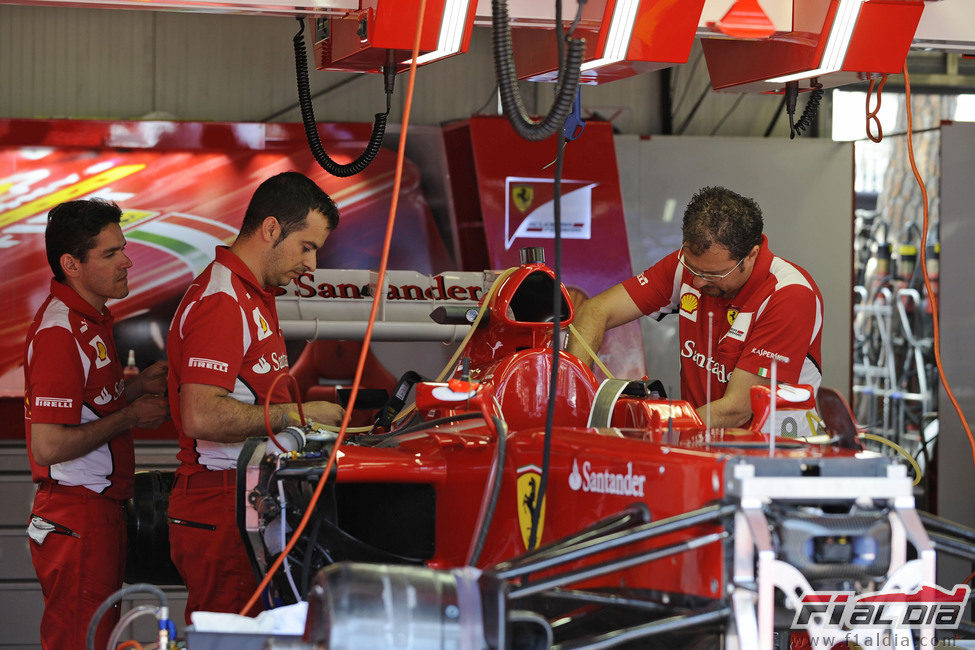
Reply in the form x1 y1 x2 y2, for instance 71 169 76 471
28 482 125 650
168 470 263 624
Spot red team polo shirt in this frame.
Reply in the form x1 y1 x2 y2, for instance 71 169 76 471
24 280 133 499
622 235 823 409
167 246 291 475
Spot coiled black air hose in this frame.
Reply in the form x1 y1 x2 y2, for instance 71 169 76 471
293 17 389 177
786 80 824 139
491 0 586 142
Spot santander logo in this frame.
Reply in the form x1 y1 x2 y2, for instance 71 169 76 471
568 459 647 497
681 340 730 384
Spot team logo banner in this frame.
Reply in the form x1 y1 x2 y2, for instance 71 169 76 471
504 177 596 250
0 118 452 405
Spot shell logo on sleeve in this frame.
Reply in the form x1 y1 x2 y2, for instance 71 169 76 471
253 308 272 341
89 335 111 369
678 284 700 322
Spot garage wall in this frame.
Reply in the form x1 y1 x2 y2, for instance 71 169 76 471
0 5 668 134
936 122 975 589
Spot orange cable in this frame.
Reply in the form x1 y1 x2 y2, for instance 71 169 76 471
903 63 975 472
115 641 143 650
866 73 887 143
240 0 428 615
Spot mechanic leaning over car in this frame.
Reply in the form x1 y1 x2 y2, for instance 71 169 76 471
567 186 824 429
166 171 345 622
24 199 170 650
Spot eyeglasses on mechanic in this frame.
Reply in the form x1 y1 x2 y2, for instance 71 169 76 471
676 246 746 281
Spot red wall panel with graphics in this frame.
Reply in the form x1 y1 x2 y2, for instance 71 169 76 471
443 116 646 379
0 119 452 438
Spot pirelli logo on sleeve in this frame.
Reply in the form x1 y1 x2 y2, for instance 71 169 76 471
188 357 229 372
35 397 72 408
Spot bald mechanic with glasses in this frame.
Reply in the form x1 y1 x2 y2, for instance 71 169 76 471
567 186 824 428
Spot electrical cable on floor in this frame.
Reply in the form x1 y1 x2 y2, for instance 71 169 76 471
239 0 430 615
902 63 975 473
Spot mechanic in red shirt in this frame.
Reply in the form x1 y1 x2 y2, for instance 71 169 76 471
567 186 823 428
25 199 169 650
166 171 344 621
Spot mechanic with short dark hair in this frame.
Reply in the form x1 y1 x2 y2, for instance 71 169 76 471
166 171 345 621
25 198 169 650
567 186 824 428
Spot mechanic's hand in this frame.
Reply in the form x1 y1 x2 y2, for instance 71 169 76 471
301 401 345 427
128 393 170 429
139 361 169 393
127 360 169 399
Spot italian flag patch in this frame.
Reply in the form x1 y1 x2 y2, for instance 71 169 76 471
758 367 769 377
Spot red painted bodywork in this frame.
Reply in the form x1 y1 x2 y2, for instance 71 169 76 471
442 117 646 381
512 0 707 84
702 0 928 93
328 261 861 600
315 0 479 73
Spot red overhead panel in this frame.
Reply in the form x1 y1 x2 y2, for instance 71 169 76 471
512 0 707 85
701 0 930 93
316 0 479 73
708 0 777 39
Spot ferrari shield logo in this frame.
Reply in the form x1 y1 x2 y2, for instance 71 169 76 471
517 465 547 550
512 184 534 213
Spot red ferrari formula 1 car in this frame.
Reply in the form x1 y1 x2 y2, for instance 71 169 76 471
232 256 970 650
